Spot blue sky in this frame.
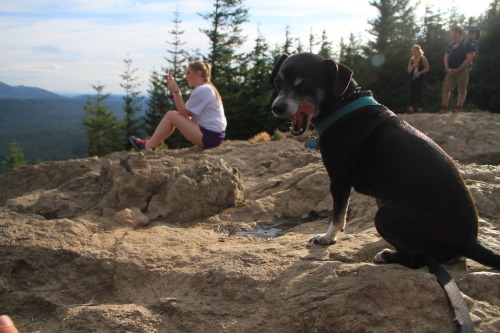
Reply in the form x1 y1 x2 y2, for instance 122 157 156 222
0 0 491 95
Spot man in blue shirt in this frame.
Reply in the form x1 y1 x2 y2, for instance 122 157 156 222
440 27 475 113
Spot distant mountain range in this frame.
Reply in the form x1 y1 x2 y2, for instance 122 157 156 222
0 82 146 172
0 82 67 99
0 81 135 107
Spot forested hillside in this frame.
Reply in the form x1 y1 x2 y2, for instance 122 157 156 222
0 87 138 172
0 99 86 167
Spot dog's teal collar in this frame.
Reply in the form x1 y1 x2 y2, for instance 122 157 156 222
317 96 380 137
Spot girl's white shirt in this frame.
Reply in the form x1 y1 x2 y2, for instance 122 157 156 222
185 84 226 133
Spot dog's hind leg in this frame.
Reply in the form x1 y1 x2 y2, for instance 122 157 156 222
372 203 422 268
310 185 350 245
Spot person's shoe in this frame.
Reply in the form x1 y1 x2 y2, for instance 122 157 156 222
453 106 463 113
130 136 152 151
439 106 448 113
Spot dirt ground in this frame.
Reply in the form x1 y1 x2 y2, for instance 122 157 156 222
0 112 499 332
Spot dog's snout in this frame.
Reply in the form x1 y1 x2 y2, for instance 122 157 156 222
271 101 286 116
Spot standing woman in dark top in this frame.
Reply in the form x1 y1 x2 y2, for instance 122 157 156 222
407 45 430 113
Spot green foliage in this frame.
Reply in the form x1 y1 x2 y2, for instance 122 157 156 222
2 140 26 171
166 8 188 81
0 98 86 169
197 0 252 142
339 34 373 86
82 83 122 157
318 30 335 59
225 27 288 139
199 0 249 83
144 70 170 136
469 1 500 111
121 57 144 150
364 0 420 112
163 9 192 149
273 129 286 141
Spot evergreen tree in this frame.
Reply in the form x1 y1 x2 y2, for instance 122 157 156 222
318 30 334 59
143 9 189 146
339 34 373 87
448 5 466 28
199 0 249 140
295 37 304 53
418 4 448 111
308 28 319 54
367 0 419 111
120 56 143 150
143 69 169 136
469 0 500 112
165 7 188 85
82 83 121 157
232 27 287 139
164 8 192 148
199 0 249 83
368 0 418 55
282 25 294 55
2 140 26 171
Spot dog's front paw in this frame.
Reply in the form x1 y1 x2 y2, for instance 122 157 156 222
309 234 336 245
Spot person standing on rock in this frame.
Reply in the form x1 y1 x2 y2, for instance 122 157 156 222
407 44 430 113
130 61 227 150
439 27 475 113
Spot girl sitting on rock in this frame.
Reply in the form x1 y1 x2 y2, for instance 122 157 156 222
130 61 227 150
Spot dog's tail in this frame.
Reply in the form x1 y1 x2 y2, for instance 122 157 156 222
463 239 500 269
420 255 476 333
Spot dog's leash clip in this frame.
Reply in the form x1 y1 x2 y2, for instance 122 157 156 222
305 136 319 150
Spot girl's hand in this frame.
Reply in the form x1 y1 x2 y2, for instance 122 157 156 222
167 72 179 92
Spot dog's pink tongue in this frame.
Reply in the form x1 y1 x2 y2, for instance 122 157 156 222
291 101 314 132
298 101 314 115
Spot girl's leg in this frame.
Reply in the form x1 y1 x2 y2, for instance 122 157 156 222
408 80 416 113
147 111 204 148
415 78 424 111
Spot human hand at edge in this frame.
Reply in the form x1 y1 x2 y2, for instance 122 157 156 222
167 72 179 93
0 316 19 333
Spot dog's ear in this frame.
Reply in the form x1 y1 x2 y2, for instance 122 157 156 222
322 60 353 97
270 54 288 85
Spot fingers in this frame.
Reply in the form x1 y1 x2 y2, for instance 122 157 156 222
167 73 179 93
0 316 19 333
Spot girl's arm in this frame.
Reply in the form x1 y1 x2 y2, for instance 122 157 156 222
420 56 430 75
407 58 415 73
167 73 191 117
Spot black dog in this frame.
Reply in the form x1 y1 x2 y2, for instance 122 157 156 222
270 53 500 333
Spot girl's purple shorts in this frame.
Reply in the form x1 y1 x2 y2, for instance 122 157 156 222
200 126 225 148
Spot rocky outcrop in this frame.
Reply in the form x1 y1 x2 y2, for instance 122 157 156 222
0 112 499 332
3 152 244 223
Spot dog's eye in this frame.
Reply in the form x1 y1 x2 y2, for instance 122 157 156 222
274 77 282 89
296 78 314 93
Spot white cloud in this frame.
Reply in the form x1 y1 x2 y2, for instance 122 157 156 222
0 0 492 94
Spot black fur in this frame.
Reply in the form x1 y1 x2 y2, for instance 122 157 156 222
271 53 500 333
